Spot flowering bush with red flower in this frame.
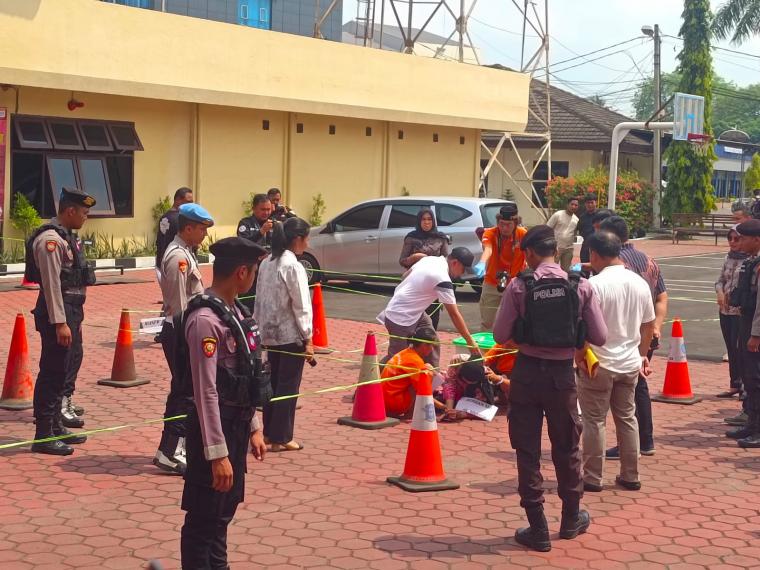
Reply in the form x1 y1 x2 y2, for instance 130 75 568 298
545 166 654 236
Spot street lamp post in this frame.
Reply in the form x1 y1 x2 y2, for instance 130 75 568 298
642 24 662 229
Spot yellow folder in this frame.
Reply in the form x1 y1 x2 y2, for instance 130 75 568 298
585 348 599 378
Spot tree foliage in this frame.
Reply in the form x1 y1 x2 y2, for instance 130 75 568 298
713 0 760 44
662 0 717 218
745 153 760 194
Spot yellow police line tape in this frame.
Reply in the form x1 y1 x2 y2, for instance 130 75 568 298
0 347 517 451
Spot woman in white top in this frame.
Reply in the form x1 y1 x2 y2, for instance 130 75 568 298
254 217 314 452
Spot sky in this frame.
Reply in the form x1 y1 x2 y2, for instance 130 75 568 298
341 0 760 116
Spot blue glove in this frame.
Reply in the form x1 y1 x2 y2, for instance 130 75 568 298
571 263 582 272
473 261 486 278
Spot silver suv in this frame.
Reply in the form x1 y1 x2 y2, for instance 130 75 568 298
300 197 515 287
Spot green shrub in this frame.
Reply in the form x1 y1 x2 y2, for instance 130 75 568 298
309 193 326 226
545 166 654 235
10 193 42 238
151 196 172 232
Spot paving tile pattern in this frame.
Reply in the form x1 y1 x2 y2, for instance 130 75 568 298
0 265 759 569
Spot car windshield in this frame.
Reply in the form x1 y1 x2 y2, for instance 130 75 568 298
481 203 506 227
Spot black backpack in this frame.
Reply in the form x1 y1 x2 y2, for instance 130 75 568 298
513 269 586 349
730 256 760 316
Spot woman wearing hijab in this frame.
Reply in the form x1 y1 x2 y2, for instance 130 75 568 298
398 208 450 328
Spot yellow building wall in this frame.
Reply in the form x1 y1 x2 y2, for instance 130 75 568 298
197 105 287 238
0 0 529 133
388 124 480 199
287 114 385 221
0 87 192 242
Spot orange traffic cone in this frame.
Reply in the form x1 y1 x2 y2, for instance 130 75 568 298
98 309 149 388
19 276 38 290
652 318 701 405
338 332 400 430
387 374 459 492
311 283 332 354
0 313 34 410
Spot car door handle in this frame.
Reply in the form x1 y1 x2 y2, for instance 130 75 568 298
365 235 378 242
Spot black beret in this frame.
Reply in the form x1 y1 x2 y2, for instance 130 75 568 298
591 208 615 225
210 237 268 263
736 219 760 237
60 186 96 208
498 203 519 219
520 225 555 250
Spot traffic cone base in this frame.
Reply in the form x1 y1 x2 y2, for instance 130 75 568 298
387 475 460 493
652 393 702 405
338 416 400 430
97 377 150 388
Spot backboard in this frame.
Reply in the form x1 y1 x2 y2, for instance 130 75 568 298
673 92 705 141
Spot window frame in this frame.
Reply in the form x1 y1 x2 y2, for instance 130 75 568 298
435 203 472 227
46 154 117 216
332 204 385 233
78 121 115 152
46 154 81 209
107 121 144 151
77 156 117 216
386 202 432 230
47 118 85 151
13 116 53 150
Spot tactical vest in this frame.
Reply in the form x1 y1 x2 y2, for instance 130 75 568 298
730 256 760 316
176 293 273 408
513 269 586 349
24 222 96 290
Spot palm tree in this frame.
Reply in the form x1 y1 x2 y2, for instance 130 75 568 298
713 0 760 44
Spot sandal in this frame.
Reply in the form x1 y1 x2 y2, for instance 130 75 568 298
268 441 304 452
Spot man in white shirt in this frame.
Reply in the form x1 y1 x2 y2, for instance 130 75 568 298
379 247 480 368
576 231 655 492
547 196 579 271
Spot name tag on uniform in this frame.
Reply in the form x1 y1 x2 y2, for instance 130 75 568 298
139 317 165 334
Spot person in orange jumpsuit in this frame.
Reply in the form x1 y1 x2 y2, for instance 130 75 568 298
382 327 437 417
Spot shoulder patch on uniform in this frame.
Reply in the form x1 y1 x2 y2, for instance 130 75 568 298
45 240 57 252
238 225 247 233
159 217 170 234
178 259 188 273
202 337 217 358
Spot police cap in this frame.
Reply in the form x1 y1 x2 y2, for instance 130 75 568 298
520 224 554 250
497 203 518 220
210 237 267 263
736 219 760 237
60 186 96 208
179 203 214 227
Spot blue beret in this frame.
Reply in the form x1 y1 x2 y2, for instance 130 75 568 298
179 203 214 227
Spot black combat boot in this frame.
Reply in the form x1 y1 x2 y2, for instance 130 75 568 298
31 418 74 456
53 424 87 445
727 425 754 439
737 412 760 448
514 507 551 552
559 508 591 539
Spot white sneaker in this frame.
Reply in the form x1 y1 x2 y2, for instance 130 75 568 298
152 450 184 475
174 437 187 469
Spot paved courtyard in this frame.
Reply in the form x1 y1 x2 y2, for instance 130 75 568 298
1 246 760 569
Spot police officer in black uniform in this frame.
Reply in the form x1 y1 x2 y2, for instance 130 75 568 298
267 188 297 223
493 225 608 552
728 219 760 448
26 187 97 455
178 237 271 567
237 193 274 310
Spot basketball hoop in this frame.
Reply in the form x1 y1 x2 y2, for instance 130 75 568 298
687 133 713 156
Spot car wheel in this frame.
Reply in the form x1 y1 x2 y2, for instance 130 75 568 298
298 253 322 285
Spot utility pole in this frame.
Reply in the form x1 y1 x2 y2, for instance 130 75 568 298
652 24 662 228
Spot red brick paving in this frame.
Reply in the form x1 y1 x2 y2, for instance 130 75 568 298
0 265 759 569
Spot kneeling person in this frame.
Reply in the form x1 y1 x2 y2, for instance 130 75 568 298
382 327 438 417
179 237 270 568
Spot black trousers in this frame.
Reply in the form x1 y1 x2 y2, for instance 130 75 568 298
158 321 192 454
634 339 658 451
263 343 306 444
507 354 582 515
739 316 760 429
579 241 591 264
33 298 84 437
181 406 250 569
719 313 743 390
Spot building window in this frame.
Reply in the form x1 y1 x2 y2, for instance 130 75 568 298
433 133 439 143
296 123 304 134
262 120 270 131
532 161 569 208
329 125 336 135
398 130 404 140
366 127 372 137
460 136 466 145
10 115 141 218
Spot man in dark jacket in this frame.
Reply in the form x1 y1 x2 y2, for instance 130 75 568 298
155 187 194 270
